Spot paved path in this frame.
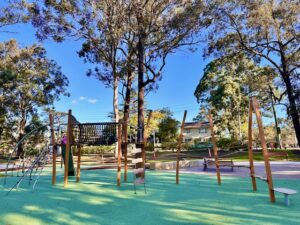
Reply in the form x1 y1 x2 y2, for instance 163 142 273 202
180 161 300 179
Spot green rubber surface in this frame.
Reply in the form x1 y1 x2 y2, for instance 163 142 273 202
1 168 299 225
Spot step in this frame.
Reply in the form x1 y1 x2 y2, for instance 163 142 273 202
134 177 145 185
133 168 144 175
131 148 142 154
132 158 143 164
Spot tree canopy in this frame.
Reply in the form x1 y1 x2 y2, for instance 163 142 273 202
200 0 300 144
0 39 69 155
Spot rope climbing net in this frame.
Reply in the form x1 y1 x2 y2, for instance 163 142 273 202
69 114 119 146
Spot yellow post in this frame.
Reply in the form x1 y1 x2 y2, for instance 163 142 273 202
176 110 187 184
252 97 275 203
208 110 221 185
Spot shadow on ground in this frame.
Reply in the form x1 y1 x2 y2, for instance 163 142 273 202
0 168 299 225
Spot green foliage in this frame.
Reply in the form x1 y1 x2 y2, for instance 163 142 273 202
201 0 300 145
0 39 69 154
76 145 115 155
157 116 180 143
194 54 277 141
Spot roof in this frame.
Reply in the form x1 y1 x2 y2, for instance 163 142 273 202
184 121 209 129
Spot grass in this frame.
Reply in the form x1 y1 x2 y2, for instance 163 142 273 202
0 168 299 225
145 150 300 163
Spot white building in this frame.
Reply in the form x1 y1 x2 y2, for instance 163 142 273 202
183 121 211 143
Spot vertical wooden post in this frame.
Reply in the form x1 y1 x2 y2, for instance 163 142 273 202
64 109 72 187
252 97 275 202
143 111 152 161
76 145 81 183
49 113 56 185
248 100 257 191
117 120 122 186
123 117 128 182
176 110 187 184
208 110 221 185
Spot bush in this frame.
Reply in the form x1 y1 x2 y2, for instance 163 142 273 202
75 145 115 155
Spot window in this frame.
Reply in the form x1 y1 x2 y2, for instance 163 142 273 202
199 128 207 134
185 129 190 134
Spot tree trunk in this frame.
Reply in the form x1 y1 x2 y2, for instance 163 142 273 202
282 72 300 147
113 75 120 158
17 110 27 157
269 90 282 149
137 37 145 145
137 35 145 175
122 70 133 182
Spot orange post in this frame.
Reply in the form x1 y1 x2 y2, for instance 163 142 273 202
49 113 56 185
176 110 187 184
208 110 221 185
252 97 275 202
64 109 72 187
76 145 81 183
248 100 257 191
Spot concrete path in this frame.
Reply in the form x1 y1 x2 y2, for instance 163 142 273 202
180 161 300 179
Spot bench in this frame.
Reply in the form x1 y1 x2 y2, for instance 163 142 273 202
273 187 298 206
203 158 234 171
268 151 288 160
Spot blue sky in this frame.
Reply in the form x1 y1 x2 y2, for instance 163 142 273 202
0 23 209 122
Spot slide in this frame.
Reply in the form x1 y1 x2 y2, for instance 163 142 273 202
61 145 75 176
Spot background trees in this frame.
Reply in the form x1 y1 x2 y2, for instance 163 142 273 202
194 54 278 143
201 0 300 145
0 40 69 155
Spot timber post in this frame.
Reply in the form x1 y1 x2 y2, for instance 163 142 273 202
176 110 187 184
208 110 221 185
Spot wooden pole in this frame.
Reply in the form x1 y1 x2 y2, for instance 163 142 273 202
252 97 275 202
49 113 56 185
117 120 122 186
248 100 257 191
76 145 81 183
176 110 187 184
123 117 128 182
64 109 72 187
208 110 221 185
141 110 152 179
143 111 152 161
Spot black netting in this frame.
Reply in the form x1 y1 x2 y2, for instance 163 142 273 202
72 122 118 145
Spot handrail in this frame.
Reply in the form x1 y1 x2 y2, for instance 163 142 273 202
3 124 49 185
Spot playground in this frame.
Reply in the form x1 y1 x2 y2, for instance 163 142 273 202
0 165 300 225
0 98 299 225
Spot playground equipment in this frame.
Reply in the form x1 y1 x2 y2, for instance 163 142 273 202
208 110 221 185
50 110 123 187
2 131 52 194
6 146 51 195
247 97 297 205
208 96 298 205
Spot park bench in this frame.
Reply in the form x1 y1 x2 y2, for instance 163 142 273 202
268 151 288 160
273 187 298 206
203 158 234 171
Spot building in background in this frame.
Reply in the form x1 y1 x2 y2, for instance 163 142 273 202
183 121 211 143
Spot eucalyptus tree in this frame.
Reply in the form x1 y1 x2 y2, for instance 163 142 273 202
201 0 300 145
29 0 204 150
0 39 69 156
29 0 130 126
194 54 278 141
0 0 29 32
123 0 204 146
